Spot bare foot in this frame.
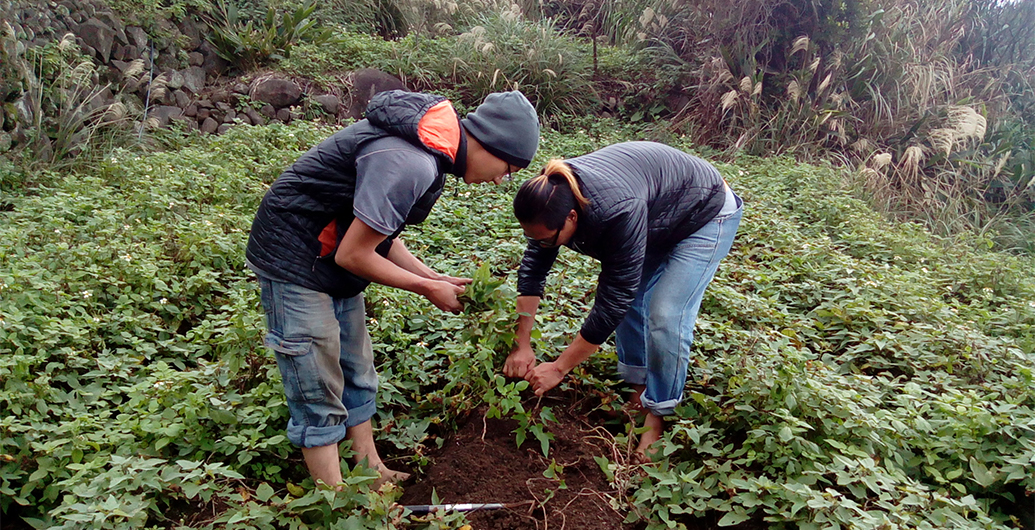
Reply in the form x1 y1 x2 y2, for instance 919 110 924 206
633 412 664 463
372 464 412 489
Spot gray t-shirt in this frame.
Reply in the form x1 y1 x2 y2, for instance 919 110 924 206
353 135 439 235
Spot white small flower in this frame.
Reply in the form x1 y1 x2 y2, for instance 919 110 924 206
160 298 168 304
370 318 378 325
110 157 117 163
921 267 928 273
983 287 993 294
54 229 61 234
169 202 175 208
92 317 100 322
204 220 213 226
82 290 92 299
418 341 427 348
1028 301 1035 308
123 254 132 262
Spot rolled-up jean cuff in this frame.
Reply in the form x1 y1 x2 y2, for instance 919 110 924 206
640 395 681 417
288 421 348 448
617 362 648 385
342 399 376 428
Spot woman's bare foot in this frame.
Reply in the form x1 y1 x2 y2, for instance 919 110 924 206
633 412 665 463
372 464 412 489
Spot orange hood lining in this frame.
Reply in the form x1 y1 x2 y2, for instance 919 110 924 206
417 100 460 162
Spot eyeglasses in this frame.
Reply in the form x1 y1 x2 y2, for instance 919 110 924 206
525 227 562 248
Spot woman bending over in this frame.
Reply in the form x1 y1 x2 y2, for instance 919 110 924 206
505 141 742 458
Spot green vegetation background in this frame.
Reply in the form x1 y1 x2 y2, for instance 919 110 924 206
3 121 1033 529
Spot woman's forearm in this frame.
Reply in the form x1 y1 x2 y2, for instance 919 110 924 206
554 332 599 374
515 295 540 345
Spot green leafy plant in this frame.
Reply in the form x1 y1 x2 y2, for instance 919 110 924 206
2 121 1033 529
206 0 340 71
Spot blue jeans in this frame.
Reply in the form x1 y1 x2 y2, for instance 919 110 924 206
259 277 378 448
615 199 743 416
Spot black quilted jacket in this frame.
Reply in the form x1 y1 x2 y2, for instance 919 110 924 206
247 90 463 298
517 141 728 345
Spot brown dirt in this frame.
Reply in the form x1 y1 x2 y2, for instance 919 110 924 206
398 394 640 530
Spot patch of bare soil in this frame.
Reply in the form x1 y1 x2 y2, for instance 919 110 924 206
398 394 639 530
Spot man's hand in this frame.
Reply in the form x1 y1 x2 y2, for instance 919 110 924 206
527 361 567 396
436 274 472 287
424 280 465 313
503 344 536 379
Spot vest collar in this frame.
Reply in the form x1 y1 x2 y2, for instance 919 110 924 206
449 127 469 180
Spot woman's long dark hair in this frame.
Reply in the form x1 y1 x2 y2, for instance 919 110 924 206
513 159 590 230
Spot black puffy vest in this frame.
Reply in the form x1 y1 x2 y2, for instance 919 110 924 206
247 91 461 298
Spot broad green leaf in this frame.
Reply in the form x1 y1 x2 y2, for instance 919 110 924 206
255 482 275 502
969 457 997 487
717 510 751 526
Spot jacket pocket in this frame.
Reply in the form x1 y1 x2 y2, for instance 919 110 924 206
265 333 327 404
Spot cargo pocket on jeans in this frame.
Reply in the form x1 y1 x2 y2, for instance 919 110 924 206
266 333 326 404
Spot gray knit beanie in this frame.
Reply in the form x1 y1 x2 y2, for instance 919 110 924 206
461 91 540 168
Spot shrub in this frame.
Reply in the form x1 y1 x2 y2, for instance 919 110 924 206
205 0 341 71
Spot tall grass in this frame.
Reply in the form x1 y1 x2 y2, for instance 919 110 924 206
5 32 137 177
448 9 595 119
608 0 1035 249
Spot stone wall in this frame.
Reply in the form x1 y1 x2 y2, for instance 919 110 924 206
0 0 406 157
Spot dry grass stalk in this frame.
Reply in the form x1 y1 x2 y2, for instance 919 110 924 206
871 152 893 169
850 138 872 154
739 76 752 93
927 105 986 156
124 59 145 79
946 105 986 141
720 89 738 112
791 35 810 55
787 80 801 104
897 145 925 190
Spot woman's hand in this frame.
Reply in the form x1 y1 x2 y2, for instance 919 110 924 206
527 361 567 396
503 344 537 379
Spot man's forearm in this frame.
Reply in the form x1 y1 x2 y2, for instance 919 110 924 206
386 238 439 279
338 250 433 296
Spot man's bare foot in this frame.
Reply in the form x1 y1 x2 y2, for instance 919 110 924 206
372 464 412 489
633 412 664 463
